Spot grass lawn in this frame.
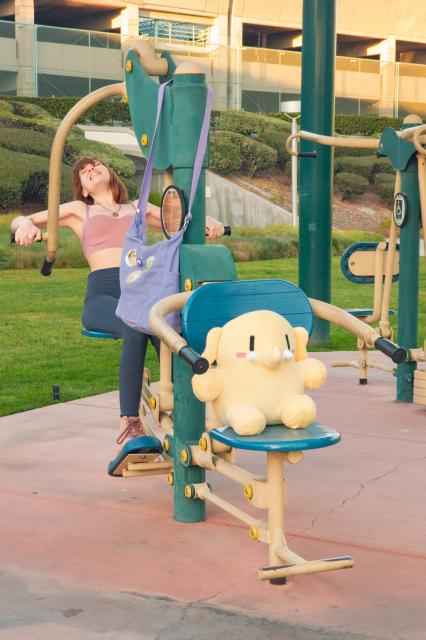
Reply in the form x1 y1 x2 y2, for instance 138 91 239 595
2 257 425 417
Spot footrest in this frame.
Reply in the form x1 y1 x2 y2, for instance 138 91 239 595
345 309 395 318
210 422 340 452
82 328 119 340
108 436 163 477
258 556 354 581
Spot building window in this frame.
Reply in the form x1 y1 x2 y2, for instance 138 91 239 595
139 18 208 47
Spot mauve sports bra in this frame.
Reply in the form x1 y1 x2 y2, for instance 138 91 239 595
82 204 135 259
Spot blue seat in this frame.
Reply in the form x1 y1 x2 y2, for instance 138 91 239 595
183 279 340 453
81 328 119 340
210 422 340 452
182 279 314 354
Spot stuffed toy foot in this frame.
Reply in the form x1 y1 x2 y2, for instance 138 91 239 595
280 394 316 430
225 404 266 436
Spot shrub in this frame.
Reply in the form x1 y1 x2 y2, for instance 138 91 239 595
0 147 73 208
267 112 406 136
373 173 395 207
257 128 289 168
1 96 131 125
335 171 369 199
219 131 277 177
220 110 268 136
209 133 242 174
334 156 375 180
0 127 53 158
65 135 135 177
334 155 394 181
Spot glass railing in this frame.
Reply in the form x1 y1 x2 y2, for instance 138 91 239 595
1 20 426 117
139 18 209 47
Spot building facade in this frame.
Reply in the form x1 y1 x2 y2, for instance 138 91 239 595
1 0 426 116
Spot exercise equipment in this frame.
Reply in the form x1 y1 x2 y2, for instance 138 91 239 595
40 40 406 583
287 122 426 402
332 241 399 383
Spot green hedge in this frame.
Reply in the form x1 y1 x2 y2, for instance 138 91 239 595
209 224 382 261
0 127 53 158
373 173 395 206
209 133 242 174
0 147 73 208
219 131 277 177
268 112 407 136
1 96 131 125
334 155 394 181
220 110 290 137
335 172 369 199
65 134 135 177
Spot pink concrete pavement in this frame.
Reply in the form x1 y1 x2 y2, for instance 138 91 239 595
0 352 425 639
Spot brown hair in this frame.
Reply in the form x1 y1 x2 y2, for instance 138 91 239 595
72 156 128 205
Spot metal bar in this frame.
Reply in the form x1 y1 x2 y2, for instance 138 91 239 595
299 0 337 346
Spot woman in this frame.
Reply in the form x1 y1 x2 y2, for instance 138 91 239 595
11 156 224 452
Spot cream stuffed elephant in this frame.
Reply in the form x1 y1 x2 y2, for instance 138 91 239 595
191 310 327 436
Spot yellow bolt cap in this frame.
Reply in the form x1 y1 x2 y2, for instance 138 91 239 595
184 279 193 292
122 92 128 104
199 436 208 451
125 60 133 73
167 472 174 486
244 484 253 501
180 449 188 463
164 439 170 452
149 396 156 410
249 525 259 541
184 484 193 498
141 134 149 147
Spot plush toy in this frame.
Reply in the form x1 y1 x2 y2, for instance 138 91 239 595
191 310 327 436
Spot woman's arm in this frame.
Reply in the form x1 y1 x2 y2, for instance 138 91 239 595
11 201 86 246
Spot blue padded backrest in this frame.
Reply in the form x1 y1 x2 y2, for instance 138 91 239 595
181 279 313 354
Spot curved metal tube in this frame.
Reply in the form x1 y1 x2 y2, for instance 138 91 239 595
285 130 379 157
46 82 125 262
149 292 192 354
413 125 426 156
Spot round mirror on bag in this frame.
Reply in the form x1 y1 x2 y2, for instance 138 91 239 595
160 185 186 239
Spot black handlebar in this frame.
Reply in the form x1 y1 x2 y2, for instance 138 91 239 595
40 256 55 277
298 151 317 158
223 225 231 236
374 337 407 364
179 346 209 374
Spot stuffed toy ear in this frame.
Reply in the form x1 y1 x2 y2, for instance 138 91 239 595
294 327 309 361
202 327 222 364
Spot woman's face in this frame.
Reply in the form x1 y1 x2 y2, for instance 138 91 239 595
79 161 110 196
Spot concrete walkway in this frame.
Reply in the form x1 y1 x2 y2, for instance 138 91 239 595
0 353 425 639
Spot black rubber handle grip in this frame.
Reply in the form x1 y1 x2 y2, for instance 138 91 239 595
298 151 317 158
40 256 55 277
375 337 407 364
10 232 42 244
223 225 231 236
179 346 209 374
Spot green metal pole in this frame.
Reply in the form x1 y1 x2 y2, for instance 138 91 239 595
170 73 207 522
299 0 336 346
397 154 420 402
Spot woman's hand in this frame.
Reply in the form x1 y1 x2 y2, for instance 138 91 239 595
205 216 224 239
14 219 42 246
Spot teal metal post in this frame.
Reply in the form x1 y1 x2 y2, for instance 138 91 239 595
170 73 208 522
376 118 421 402
299 0 336 346
397 155 420 401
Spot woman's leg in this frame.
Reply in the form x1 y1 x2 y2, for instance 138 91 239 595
82 294 153 417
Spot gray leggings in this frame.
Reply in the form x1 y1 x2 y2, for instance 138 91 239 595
82 267 160 417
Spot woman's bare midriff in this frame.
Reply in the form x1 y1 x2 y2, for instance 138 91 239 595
87 247 124 272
